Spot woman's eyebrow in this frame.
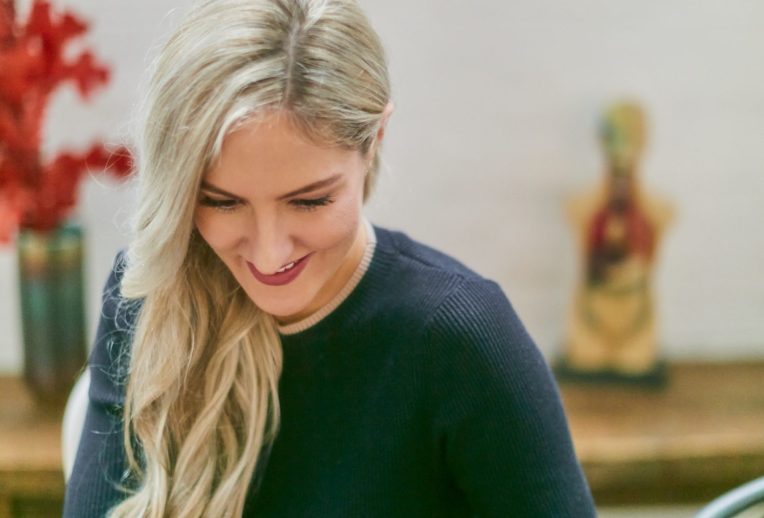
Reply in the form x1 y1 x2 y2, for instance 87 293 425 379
275 173 342 200
200 173 342 201
199 182 241 198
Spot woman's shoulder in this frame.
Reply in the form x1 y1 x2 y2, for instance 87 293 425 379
368 226 533 352
423 274 544 377
371 225 513 315
372 225 484 283
88 250 140 408
97 249 140 340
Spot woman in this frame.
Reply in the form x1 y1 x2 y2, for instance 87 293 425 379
64 0 596 516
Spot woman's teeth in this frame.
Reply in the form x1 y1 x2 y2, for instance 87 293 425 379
276 261 296 273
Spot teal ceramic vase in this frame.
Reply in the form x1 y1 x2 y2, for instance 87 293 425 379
17 223 87 404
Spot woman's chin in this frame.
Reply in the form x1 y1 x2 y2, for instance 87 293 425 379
246 295 312 324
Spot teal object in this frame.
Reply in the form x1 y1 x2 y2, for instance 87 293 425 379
17 223 87 404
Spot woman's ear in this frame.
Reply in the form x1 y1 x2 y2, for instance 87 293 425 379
366 102 394 164
375 102 395 145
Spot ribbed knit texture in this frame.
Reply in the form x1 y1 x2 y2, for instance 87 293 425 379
64 224 596 517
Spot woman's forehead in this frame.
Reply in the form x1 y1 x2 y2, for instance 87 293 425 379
204 113 363 197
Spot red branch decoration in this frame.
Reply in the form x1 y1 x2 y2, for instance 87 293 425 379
0 0 132 243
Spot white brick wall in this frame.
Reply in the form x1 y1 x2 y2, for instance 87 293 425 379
1 0 762 372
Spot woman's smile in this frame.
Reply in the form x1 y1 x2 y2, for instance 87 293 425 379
246 252 314 286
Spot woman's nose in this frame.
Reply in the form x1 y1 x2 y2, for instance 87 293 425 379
243 213 295 275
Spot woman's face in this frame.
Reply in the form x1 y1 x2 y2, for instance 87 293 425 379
194 112 370 324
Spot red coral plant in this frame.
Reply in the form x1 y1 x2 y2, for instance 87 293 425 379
0 0 132 243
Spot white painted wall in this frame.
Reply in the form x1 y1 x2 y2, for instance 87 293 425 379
1 0 762 373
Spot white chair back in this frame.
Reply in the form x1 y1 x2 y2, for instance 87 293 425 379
62 370 91 482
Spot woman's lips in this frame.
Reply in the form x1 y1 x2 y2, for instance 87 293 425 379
247 253 313 286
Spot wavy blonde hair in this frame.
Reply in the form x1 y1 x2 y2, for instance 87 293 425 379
112 0 390 516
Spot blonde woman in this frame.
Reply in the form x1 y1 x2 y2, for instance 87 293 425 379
64 0 595 516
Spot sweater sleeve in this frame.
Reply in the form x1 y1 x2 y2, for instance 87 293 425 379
63 252 136 517
425 278 595 517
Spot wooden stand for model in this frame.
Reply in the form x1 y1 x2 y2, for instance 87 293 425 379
557 102 673 385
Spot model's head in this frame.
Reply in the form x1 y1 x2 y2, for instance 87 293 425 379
124 0 391 297
599 100 646 173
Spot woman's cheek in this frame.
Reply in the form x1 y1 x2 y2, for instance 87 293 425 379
322 199 362 244
194 211 239 252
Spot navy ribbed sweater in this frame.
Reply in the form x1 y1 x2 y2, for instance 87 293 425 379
64 225 596 517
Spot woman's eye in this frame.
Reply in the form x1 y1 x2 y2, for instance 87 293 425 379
290 195 335 212
199 197 240 213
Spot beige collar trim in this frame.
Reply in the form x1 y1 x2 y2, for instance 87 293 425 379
277 217 376 336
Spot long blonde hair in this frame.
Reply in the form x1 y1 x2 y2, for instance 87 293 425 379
112 0 390 515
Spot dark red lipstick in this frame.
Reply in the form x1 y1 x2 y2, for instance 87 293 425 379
247 253 313 286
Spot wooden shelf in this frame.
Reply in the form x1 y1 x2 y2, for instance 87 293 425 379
1 362 763 514
0 377 65 517
561 361 764 505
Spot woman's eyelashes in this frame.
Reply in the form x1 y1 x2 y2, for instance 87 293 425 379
199 194 335 213
290 195 335 212
198 196 241 213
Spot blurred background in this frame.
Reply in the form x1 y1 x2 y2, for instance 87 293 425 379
1 0 762 516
